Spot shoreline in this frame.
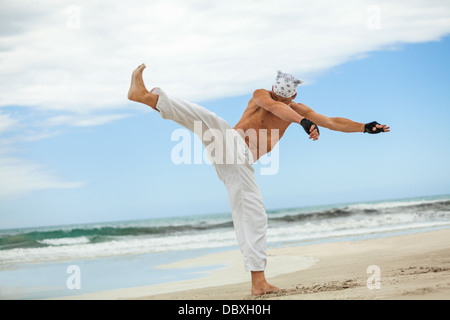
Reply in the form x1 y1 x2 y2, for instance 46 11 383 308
55 228 450 300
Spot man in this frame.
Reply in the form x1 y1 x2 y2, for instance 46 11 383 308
127 64 390 295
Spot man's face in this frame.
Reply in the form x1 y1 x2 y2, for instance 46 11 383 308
271 86 297 102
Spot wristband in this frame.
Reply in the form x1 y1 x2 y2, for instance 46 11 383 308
300 118 319 135
364 121 384 134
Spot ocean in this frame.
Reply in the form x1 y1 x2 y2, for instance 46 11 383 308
1 194 450 299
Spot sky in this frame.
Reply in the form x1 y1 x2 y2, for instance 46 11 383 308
1 0 450 229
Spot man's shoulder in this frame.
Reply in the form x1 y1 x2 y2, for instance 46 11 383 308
253 89 273 100
253 88 270 94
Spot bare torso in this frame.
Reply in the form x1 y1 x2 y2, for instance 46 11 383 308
233 90 292 161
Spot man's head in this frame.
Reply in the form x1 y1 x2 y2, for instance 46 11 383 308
272 71 303 99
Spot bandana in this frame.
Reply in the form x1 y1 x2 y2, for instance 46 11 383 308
273 71 303 98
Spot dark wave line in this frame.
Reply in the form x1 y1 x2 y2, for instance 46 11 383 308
0 221 234 249
268 200 450 223
1 199 449 250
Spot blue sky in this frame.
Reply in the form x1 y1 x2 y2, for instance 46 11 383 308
1 0 450 229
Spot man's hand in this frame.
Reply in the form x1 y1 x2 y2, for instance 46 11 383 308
300 118 320 141
364 121 390 134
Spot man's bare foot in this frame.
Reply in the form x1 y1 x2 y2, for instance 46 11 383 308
252 282 280 296
251 271 280 296
127 64 159 109
128 64 148 102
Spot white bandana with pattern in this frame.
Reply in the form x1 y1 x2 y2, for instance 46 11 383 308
273 71 303 98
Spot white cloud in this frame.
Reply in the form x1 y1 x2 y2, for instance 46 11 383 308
0 154 86 200
1 0 450 200
45 113 132 127
0 112 18 134
0 0 449 112
0 108 129 200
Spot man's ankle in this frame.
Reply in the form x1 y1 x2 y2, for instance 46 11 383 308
251 270 266 283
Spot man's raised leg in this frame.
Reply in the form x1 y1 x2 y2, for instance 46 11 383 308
128 64 159 109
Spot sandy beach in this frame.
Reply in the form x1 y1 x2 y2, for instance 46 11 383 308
56 228 450 300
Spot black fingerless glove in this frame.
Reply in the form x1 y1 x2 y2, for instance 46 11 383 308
364 121 384 134
300 118 319 135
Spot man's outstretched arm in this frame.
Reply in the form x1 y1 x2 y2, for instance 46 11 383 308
290 102 390 133
253 90 320 141
253 89 305 124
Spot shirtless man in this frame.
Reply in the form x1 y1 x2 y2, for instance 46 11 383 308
128 64 390 295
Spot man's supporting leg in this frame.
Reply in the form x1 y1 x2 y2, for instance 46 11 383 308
218 163 279 295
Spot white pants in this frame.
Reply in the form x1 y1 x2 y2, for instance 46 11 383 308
152 87 267 271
